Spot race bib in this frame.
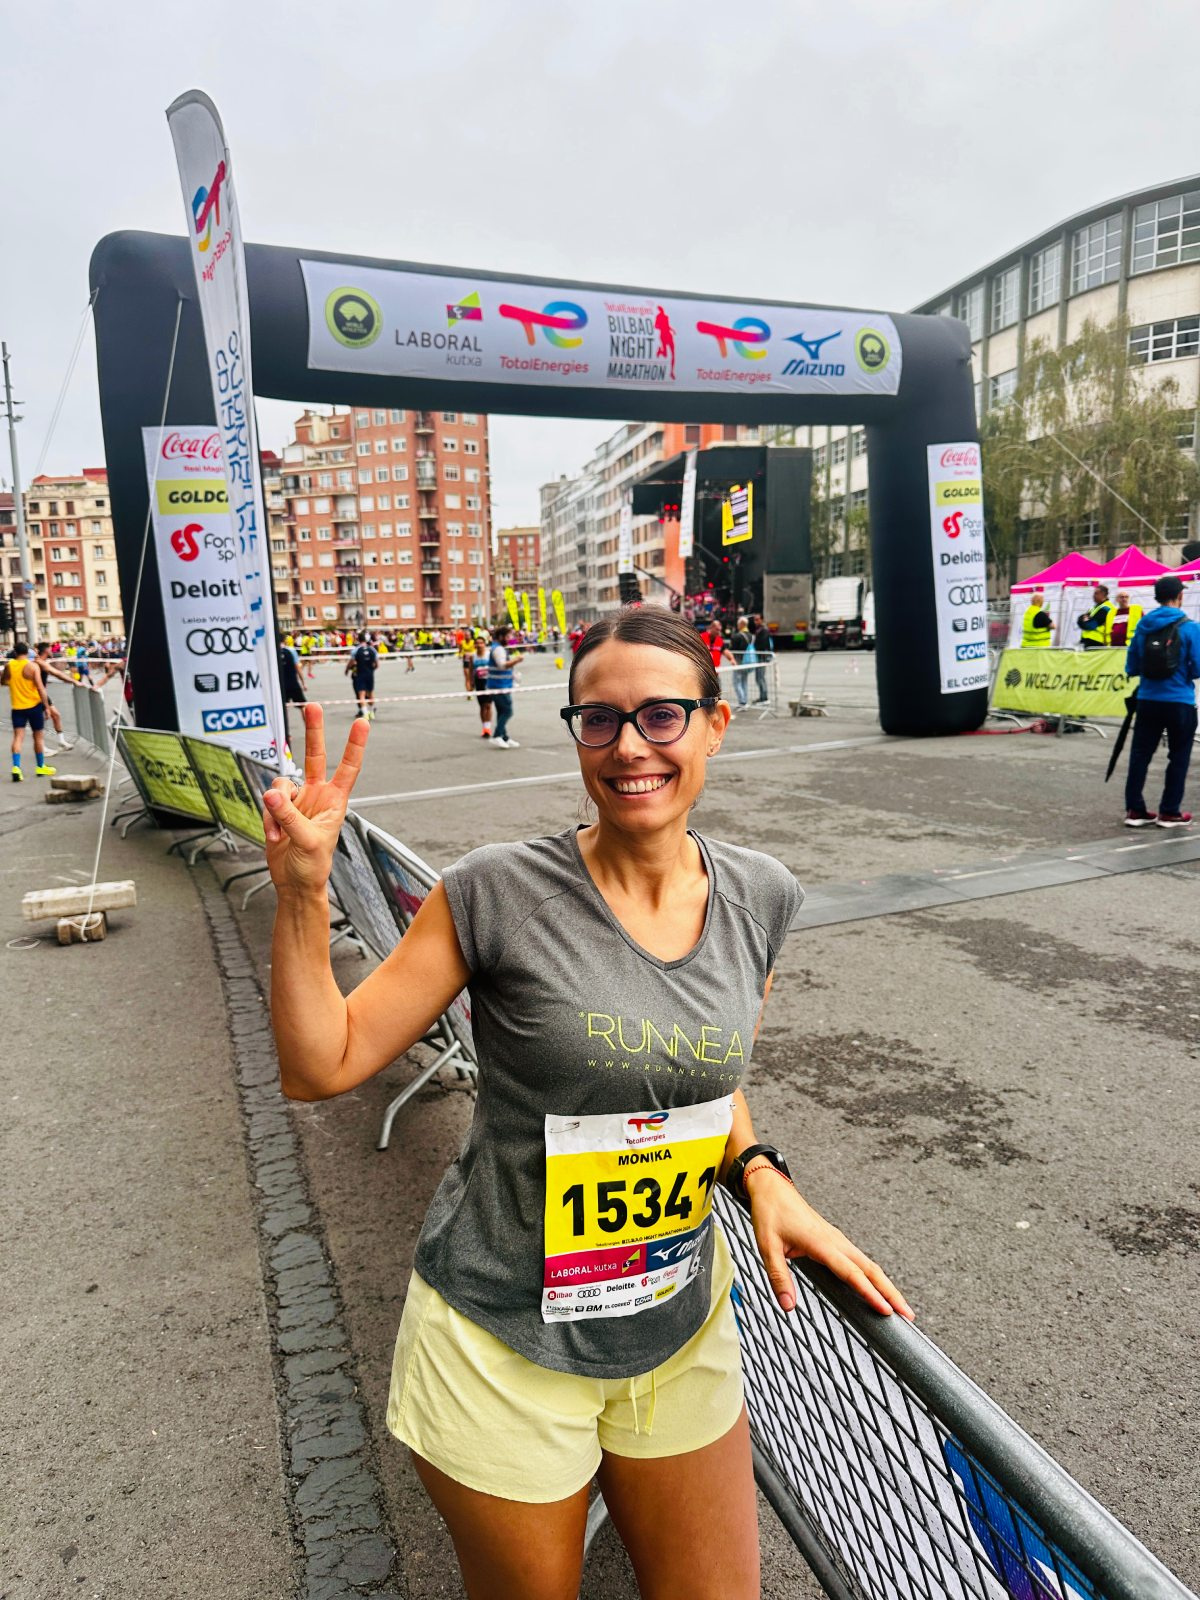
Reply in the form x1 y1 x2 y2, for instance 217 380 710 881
542 1096 734 1323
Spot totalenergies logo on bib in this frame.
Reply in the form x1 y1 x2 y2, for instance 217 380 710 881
625 1111 669 1146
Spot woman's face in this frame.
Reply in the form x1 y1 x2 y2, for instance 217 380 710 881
570 640 729 833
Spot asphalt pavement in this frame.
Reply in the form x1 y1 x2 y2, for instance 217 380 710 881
2 646 1196 1598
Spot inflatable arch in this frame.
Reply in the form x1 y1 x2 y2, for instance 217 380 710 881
89 232 984 737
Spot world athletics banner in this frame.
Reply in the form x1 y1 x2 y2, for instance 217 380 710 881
992 648 1137 718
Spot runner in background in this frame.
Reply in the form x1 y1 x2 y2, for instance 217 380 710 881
403 630 417 673
345 633 378 721
34 642 76 748
3 643 55 780
488 623 521 749
471 634 493 739
262 606 910 1600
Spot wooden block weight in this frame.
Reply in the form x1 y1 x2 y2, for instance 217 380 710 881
46 788 104 805
56 912 107 944
49 774 103 793
23 880 136 922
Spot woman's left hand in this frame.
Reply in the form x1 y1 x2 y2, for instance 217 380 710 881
747 1170 914 1320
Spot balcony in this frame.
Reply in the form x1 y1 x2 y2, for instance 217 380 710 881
333 537 358 550
415 468 437 492
423 586 443 602
414 412 434 434
421 561 441 576
332 507 358 521
418 505 438 521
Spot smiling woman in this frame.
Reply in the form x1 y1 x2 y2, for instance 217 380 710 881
264 605 912 1600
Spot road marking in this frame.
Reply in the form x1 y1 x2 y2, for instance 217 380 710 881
352 734 889 808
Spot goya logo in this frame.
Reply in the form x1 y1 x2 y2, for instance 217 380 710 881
170 523 202 562
325 287 383 350
202 704 267 733
498 300 588 348
191 161 226 253
855 327 891 374
696 316 770 360
627 1112 669 1135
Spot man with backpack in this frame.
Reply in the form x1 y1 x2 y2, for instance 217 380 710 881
345 633 379 721
1123 575 1200 828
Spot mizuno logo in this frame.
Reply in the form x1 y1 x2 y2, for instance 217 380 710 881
786 330 841 360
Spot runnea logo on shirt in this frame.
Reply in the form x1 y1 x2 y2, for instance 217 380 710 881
542 1096 734 1322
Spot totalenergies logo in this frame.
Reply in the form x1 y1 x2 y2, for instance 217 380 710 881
627 1112 669 1134
191 161 227 253
696 315 770 360
499 299 588 348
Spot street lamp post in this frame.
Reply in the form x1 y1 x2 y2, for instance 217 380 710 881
1 342 35 643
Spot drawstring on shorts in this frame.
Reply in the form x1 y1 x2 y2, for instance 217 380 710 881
628 1369 658 1437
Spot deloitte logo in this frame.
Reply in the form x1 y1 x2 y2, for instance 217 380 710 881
325 287 383 349
855 327 891 375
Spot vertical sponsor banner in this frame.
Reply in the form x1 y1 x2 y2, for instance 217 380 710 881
678 449 697 560
166 90 286 768
617 500 634 575
926 443 988 693
721 483 753 546
143 426 276 760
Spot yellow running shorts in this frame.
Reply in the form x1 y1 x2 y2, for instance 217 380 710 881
386 1224 744 1503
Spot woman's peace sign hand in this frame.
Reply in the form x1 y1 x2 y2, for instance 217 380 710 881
262 704 368 895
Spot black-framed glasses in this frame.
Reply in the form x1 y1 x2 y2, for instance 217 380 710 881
559 697 718 748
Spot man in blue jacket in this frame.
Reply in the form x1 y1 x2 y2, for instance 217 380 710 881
1124 574 1200 828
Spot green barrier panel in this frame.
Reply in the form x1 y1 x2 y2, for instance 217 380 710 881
118 728 213 823
992 648 1137 719
183 737 266 847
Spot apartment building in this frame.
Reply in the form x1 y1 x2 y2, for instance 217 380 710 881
24 470 123 639
541 422 755 621
491 526 541 620
762 174 1200 581
278 405 491 631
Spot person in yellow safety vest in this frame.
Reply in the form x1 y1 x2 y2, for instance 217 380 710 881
1078 584 1114 649
1106 590 1143 650
1021 590 1053 647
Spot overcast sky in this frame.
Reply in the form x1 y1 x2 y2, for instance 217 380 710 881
4 0 1200 527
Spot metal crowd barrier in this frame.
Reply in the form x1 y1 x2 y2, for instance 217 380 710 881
717 654 783 718
64 680 112 758
714 1190 1195 1600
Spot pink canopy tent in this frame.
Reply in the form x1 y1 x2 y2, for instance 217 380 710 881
1010 552 1104 593
1008 552 1105 647
1173 558 1200 623
1060 545 1171 588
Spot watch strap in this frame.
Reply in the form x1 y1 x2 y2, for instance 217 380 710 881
726 1143 789 1201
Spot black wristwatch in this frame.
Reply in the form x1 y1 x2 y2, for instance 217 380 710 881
725 1144 792 1201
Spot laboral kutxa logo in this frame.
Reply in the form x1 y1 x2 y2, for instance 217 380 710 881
696 315 770 360
325 287 384 350
499 299 588 348
447 291 482 328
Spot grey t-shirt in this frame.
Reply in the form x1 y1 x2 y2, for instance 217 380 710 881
415 827 803 1378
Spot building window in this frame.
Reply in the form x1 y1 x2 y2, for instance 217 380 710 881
95 569 107 584
376 468 389 483
1176 416 1196 451
399 577 415 592
990 266 1019 332
356 441 371 457
365 578 379 593
1132 191 1200 274
849 488 868 512
444 464 461 481
302 579 315 594
813 445 827 470
373 410 386 425
355 412 369 427
1028 242 1062 314
320 579 336 594
1071 214 1123 293
956 284 984 340
390 437 407 452
358 471 372 486
1128 316 1200 364
989 368 1018 407
389 409 405 423
398 549 413 564
464 439 480 454
443 437 458 452
463 413 479 425
96 596 109 610
851 430 867 458
441 412 459 423
831 436 847 465
1163 506 1191 539
392 465 409 481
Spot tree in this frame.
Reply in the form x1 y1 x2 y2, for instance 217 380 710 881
809 476 839 576
981 315 1200 576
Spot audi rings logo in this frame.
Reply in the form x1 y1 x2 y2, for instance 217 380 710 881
948 583 985 607
186 626 251 656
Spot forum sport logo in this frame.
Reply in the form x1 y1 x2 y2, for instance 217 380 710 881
499 299 588 348
191 162 227 253
325 287 384 350
696 315 770 360
170 523 235 564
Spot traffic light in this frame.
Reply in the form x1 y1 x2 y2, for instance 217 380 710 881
618 572 641 605
0 595 13 633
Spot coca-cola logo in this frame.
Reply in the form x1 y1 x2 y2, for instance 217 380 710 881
940 446 980 470
162 431 222 463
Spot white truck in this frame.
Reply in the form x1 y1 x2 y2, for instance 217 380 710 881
814 576 866 648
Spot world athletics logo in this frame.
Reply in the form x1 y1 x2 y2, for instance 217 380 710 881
191 161 227 254
498 300 588 348
325 287 384 350
695 316 770 360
